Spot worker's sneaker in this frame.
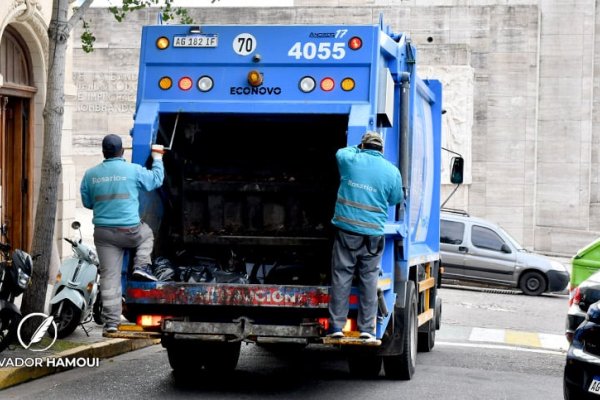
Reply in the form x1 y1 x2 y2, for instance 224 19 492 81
327 330 344 339
132 264 158 282
103 323 118 335
359 332 377 343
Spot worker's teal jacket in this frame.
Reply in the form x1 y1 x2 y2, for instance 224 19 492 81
80 157 164 227
332 146 403 236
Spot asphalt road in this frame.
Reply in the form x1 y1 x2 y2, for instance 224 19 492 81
2 286 570 400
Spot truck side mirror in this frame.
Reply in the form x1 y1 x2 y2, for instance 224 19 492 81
450 157 464 184
501 244 512 254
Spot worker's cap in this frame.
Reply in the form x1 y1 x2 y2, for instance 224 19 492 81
361 132 384 149
102 134 123 157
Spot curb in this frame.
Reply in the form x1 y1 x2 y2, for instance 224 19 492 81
0 337 160 390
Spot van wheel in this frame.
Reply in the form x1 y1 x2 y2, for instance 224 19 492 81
383 283 417 380
519 271 546 296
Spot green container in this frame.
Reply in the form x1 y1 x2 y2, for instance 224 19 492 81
571 237 600 287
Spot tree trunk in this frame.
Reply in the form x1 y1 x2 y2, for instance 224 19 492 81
20 0 70 318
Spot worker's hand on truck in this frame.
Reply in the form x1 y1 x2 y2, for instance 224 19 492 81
151 144 165 160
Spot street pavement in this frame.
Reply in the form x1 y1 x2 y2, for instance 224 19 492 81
0 283 570 391
0 320 159 390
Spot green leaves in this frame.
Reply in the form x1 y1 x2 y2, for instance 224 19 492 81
80 20 96 53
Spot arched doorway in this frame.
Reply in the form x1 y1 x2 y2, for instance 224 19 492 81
0 26 35 251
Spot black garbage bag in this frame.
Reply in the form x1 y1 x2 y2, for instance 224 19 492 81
152 256 176 282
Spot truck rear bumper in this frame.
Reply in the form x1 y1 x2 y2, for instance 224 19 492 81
161 318 381 346
161 317 321 344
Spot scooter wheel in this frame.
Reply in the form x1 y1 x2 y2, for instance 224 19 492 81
93 296 104 325
0 309 21 353
52 301 82 339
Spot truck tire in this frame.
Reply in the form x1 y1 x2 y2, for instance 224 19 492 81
347 352 382 378
435 296 442 330
417 319 435 352
167 340 241 373
383 282 417 380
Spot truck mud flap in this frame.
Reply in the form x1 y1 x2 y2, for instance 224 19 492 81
161 317 321 344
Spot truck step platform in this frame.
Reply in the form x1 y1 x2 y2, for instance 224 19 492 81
322 331 382 346
321 337 382 346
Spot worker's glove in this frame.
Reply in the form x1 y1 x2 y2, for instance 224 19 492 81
151 144 165 160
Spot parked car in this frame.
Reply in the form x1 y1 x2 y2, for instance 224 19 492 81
564 300 600 399
440 209 570 296
566 269 600 342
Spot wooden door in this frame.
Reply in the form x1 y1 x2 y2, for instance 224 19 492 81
0 96 32 251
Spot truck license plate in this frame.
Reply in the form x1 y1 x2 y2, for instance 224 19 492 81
173 35 218 48
589 377 600 395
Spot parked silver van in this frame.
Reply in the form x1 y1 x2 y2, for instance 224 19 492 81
440 210 570 296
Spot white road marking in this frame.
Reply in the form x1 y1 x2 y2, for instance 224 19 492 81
437 341 565 356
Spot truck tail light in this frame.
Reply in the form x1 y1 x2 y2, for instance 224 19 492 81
343 318 357 333
317 318 357 333
178 77 193 91
137 314 166 328
299 76 316 93
197 76 214 92
341 78 355 91
159 76 172 90
156 36 169 50
348 36 362 50
320 77 335 92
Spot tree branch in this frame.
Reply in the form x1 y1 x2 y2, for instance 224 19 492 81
67 0 95 31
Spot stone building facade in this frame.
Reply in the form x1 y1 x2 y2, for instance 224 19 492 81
69 0 597 256
0 0 600 256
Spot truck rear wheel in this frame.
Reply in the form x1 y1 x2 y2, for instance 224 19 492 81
417 319 435 352
383 283 417 380
347 352 382 378
167 340 241 373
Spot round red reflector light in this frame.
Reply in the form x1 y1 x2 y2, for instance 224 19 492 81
178 77 193 91
320 77 335 92
349 37 362 50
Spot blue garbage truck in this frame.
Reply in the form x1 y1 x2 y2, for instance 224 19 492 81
120 19 452 380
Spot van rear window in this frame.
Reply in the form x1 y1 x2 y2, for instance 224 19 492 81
441 220 464 245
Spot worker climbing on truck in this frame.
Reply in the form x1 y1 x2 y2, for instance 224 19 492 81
80 134 165 334
328 131 403 342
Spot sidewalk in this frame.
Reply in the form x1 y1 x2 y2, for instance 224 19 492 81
0 321 159 390
1 284 160 390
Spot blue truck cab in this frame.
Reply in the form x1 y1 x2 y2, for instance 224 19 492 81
123 19 443 380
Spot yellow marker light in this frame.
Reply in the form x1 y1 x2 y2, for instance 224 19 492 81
55 273 62 284
247 70 263 87
341 78 355 91
178 77 193 91
158 76 172 90
320 77 335 92
86 282 94 293
156 36 170 50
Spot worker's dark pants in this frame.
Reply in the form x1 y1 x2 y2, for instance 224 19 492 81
93 222 154 326
328 229 384 335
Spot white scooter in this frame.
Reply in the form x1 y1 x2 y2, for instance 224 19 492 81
50 221 102 338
